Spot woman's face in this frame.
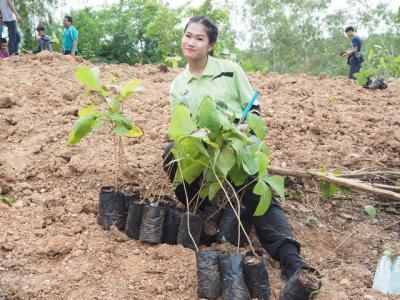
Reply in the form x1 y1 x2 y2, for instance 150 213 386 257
182 22 214 60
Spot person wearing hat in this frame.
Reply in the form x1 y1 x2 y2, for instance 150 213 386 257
222 48 231 60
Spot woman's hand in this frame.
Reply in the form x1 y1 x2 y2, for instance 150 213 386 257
237 124 248 133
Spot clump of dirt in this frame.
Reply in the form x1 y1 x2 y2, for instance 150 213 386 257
0 52 399 299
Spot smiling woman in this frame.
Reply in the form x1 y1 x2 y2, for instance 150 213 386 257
162 15 320 294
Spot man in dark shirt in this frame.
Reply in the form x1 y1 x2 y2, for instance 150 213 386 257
341 26 363 80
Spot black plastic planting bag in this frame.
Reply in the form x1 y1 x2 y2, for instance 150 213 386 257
217 206 253 247
163 208 182 245
367 78 388 90
177 212 203 250
97 186 127 230
196 250 221 299
125 201 144 240
243 252 271 300
279 268 321 300
139 204 166 244
220 252 251 300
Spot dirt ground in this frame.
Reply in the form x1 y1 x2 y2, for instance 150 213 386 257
0 52 399 300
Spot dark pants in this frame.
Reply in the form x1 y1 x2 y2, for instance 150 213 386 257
162 143 300 265
349 59 361 80
62 50 78 55
4 21 20 55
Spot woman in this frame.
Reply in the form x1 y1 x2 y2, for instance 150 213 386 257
163 16 311 282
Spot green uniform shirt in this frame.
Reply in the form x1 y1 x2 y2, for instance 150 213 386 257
169 55 256 119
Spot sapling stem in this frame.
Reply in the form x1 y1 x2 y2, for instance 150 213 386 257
177 160 199 252
211 167 257 256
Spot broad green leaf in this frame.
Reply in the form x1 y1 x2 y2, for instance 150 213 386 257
264 175 285 201
78 104 97 117
229 138 244 167
208 182 221 200
109 113 133 129
230 165 247 187
125 124 144 138
200 186 209 199
67 113 102 145
100 85 110 97
364 205 377 223
197 97 221 141
121 79 142 99
216 147 235 177
75 65 99 90
242 148 258 175
256 151 269 179
253 180 272 216
168 105 196 141
394 56 400 63
182 160 206 184
247 113 267 140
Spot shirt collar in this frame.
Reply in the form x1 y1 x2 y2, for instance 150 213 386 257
183 55 219 82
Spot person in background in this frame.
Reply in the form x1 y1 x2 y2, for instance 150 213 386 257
33 25 52 54
0 37 9 59
0 0 21 55
62 15 78 56
222 48 230 60
0 13 3 39
341 26 363 80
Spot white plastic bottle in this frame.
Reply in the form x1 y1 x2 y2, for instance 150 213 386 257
390 255 400 295
372 250 392 294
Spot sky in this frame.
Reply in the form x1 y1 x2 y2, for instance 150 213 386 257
56 0 399 49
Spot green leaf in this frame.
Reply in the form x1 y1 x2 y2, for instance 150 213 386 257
264 175 285 201
197 96 221 141
75 65 99 90
253 180 272 216
208 182 221 200
67 113 102 145
125 124 144 138
256 151 269 179
339 186 352 194
242 148 258 175
247 113 267 140
168 105 196 141
364 205 377 223
393 56 400 63
216 147 235 177
181 160 207 184
78 104 97 117
120 79 142 99
229 138 244 167
229 165 247 187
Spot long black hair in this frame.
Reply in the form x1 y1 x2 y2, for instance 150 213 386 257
184 16 218 56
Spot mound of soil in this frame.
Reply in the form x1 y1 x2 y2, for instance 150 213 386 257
0 52 399 299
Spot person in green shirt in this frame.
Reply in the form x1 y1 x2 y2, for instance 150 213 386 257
163 16 317 285
62 15 78 56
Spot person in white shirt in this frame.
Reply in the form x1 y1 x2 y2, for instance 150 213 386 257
0 0 21 55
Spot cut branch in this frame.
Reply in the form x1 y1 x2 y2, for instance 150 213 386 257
268 166 400 202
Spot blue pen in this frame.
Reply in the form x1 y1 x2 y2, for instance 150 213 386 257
240 90 260 123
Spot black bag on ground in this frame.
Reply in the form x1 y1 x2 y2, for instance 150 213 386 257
367 78 388 90
163 207 182 245
139 204 166 244
243 251 271 300
220 252 251 300
196 250 221 299
97 186 127 230
177 212 203 250
279 268 322 300
125 201 144 240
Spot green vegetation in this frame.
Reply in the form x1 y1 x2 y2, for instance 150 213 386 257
14 0 400 77
364 205 377 224
168 97 285 216
66 66 144 189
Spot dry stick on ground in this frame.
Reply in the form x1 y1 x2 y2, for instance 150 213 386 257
384 218 400 230
338 171 400 179
268 167 400 202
